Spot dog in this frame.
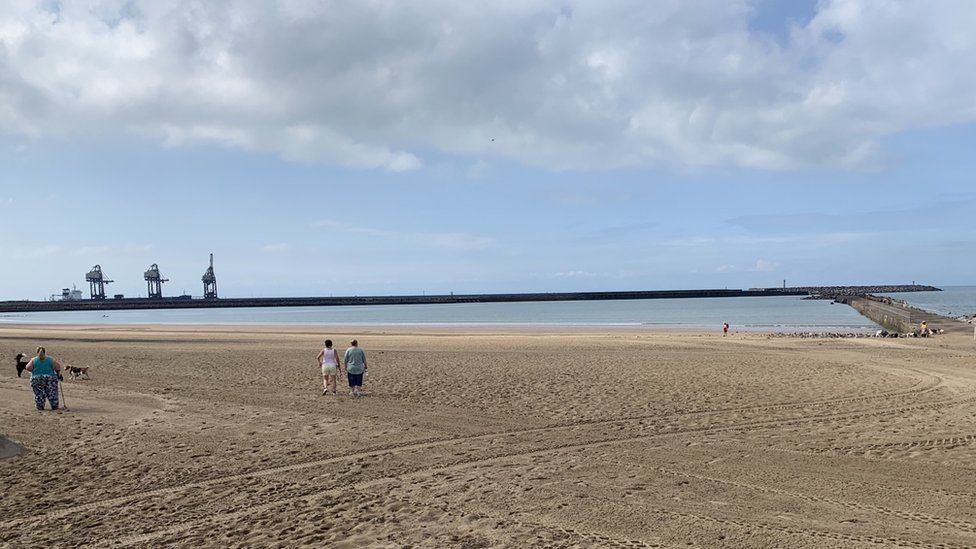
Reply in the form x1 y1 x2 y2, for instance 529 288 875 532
15 353 28 378
65 365 90 380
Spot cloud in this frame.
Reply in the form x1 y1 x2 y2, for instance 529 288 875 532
71 245 111 256
716 258 778 273
7 244 62 260
309 219 341 228
122 244 154 253
663 232 869 248
70 243 153 256
262 242 290 253
552 270 598 278
726 198 976 234
1 2 976 172
311 220 494 251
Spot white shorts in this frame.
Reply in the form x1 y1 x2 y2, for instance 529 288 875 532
321 364 338 376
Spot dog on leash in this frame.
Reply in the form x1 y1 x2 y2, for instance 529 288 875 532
15 353 29 378
65 365 91 380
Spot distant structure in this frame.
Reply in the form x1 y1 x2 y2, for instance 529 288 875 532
144 263 169 299
202 254 218 299
50 284 84 302
85 265 113 300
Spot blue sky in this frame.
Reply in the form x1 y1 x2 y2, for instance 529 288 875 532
1 1 975 299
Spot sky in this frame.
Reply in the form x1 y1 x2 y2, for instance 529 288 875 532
1 0 975 300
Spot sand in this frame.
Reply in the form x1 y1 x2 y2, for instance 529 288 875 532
2 324 976 548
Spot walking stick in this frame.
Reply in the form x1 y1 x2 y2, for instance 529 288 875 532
58 376 69 411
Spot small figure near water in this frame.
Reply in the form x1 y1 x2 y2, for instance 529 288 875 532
343 340 368 397
316 339 343 396
24 346 63 411
918 321 931 337
723 322 729 337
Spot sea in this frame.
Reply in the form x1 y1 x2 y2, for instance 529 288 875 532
0 295 869 331
3 286 971 331
877 285 976 318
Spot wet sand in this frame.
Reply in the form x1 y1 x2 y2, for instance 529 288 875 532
2 324 976 548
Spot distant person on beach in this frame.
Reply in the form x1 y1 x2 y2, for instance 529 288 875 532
723 322 730 336
343 340 368 397
316 339 343 396
24 346 62 411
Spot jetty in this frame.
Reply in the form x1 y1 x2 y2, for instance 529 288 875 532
838 295 972 335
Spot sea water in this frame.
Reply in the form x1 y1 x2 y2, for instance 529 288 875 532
877 285 976 317
0 295 878 331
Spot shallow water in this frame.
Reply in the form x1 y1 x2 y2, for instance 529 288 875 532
0 295 879 331
878 285 976 317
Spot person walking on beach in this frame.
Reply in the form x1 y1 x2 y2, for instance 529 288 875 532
723 322 730 337
24 346 63 411
316 339 343 396
343 339 368 397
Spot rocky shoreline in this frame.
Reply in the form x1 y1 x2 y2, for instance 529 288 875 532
765 329 943 339
802 285 940 299
751 284 940 300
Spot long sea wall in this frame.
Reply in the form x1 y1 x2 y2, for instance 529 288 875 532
0 288 805 313
752 284 940 299
839 295 969 334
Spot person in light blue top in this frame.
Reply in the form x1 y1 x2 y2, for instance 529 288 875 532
343 340 368 397
24 346 63 411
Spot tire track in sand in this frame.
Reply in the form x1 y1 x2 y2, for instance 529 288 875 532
610 461 976 537
104 483 676 548
93 394 976 547
0 376 961 534
593 495 970 549
804 434 976 456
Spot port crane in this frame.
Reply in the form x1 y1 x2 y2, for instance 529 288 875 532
85 265 113 300
202 254 218 299
144 264 169 299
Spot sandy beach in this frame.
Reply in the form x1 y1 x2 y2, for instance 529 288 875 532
2 324 976 548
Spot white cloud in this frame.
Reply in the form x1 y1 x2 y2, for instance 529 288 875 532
7 244 62 260
664 232 868 248
312 220 494 251
309 219 341 228
716 258 779 273
1 1 975 171
71 245 111 256
262 243 290 253
70 243 153 256
553 270 597 278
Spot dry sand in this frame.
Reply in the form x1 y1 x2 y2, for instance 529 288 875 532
2 323 976 548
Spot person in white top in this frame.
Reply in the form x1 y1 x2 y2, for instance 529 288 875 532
316 339 343 396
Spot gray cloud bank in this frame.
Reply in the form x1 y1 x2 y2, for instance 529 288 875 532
1 1 975 171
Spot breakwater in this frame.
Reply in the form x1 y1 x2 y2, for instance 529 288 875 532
0 288 807 313
0 284 941 316
753 284 940 299
839 295 969 334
